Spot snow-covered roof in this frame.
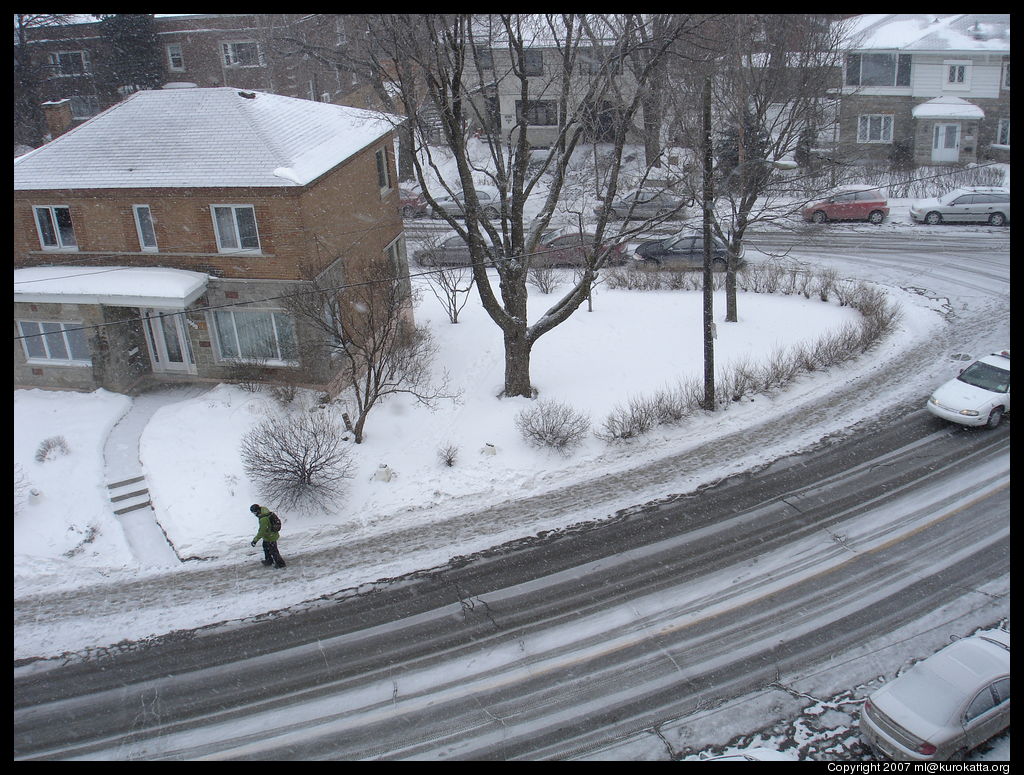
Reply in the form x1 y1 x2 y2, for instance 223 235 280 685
911 96 985 121
843 14 1010 53
13 266 209 308
13 87 402 191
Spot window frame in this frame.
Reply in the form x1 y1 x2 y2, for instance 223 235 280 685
166 42 185 72
221 40 262 68
18 320 91 365
516 99 559 127
210 205 261 253
522 49 544 77
133 205 159 252
1002 61 1010 90
33 205 78 251
375 146 393 195
209 307 298 365
943 59 972 91
996 118 1010 146
846 52 911 87
50 50 91 76
856 114 894 144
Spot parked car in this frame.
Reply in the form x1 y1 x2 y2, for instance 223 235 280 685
399 187 428 219
859 629 1010 761
534 229 628 268
597 186 691 221
413 230 495 267
429 187 501 219
802 185 889 224
632 231 743 270
909 187 1010 226
926 351 1010 429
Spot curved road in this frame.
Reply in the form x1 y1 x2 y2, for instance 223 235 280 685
13 229 1010 760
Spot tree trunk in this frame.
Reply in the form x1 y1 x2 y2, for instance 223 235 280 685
725 257 738 323
503 329 534 398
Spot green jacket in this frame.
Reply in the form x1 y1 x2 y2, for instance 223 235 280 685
252 507 280 543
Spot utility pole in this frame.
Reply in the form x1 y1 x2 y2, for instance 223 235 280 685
701 73 715 411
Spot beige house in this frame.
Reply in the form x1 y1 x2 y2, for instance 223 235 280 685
838 14 1010 165
14 86 408 394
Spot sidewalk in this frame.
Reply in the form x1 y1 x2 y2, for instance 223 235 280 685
103 383 211 568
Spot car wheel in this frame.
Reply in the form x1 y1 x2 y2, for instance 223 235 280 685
950 748 970 762
811 210 828 224
608 208 621 220
712 258 727 272
868 210 884 224
989 212 1007 227
925 211 943 225
644 258 660 269
986 407 1004 429
482 206 499 219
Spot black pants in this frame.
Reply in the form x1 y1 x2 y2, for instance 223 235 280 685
262 540 286 568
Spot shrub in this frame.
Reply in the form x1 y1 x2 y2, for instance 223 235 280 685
241 409 355 512
596 396 658 442
226 358 269 393
35 436 70 463
515 399 591 452
437 443 459 467
527 265 561 294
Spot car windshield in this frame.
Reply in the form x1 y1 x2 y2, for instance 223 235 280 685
958 361 1010 393
938 191 964 205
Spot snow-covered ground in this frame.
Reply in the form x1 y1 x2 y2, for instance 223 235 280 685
14 147 1010 760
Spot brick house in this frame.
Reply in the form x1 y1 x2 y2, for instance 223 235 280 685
838 14 1010 166
14 86 408 394
18 14 373 136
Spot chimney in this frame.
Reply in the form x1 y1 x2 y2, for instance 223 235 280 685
41 99 74 139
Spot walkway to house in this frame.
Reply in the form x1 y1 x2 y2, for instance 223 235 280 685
103 383 212 568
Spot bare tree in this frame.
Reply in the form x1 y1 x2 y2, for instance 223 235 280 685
284 259 455 444
367 13 698 398
669 14 851 322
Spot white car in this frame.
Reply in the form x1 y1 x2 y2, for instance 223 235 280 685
859 629 1010 761
926 351 1010 429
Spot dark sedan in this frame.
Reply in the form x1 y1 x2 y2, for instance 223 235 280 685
633 232 743 270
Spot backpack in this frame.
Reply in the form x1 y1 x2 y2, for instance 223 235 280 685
266 510 282 533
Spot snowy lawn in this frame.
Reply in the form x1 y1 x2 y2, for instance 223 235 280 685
14 273 946 572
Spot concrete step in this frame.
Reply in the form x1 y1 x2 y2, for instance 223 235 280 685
107 475 151 516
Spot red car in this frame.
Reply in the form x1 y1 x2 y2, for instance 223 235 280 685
399 187 428 219
802 186 889 224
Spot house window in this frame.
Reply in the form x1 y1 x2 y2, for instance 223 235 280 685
134 205 158 251
1002 61 1010 89
857 114 893 144
211 308 297 363
516 99 558 126
50 50 91 76
33 205 78 250
522 50 544 77
944 60 971 90
18 321 91 364
845 53 911 87
166 43 185 71
375 147 393 193
68 95 100 119
997 118 1010 146
221 41 262 68
579 48 622 75
476 48 494 71
211 205 261 252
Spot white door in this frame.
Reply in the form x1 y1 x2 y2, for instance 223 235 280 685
932 123 961 163
143 308 195 373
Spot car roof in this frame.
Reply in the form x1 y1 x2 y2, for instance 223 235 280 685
872 632 1010 724
977 351 1011 371
948 186 1010 195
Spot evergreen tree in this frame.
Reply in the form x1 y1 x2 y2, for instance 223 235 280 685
94 14 165 103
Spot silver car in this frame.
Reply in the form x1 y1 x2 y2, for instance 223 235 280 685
909 187 1010 226
859 629 1010 761
429 188 501 219
597 187 690 221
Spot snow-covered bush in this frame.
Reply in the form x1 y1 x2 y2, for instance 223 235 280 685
515 399 591 453
241 409 355 512
35 435 70 463
596 396 658 442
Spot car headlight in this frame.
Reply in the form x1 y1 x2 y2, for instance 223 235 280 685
959 409 980 416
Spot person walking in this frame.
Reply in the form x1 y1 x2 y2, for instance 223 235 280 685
250 503 286 569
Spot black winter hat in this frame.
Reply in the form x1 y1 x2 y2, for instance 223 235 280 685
250 504 261 514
